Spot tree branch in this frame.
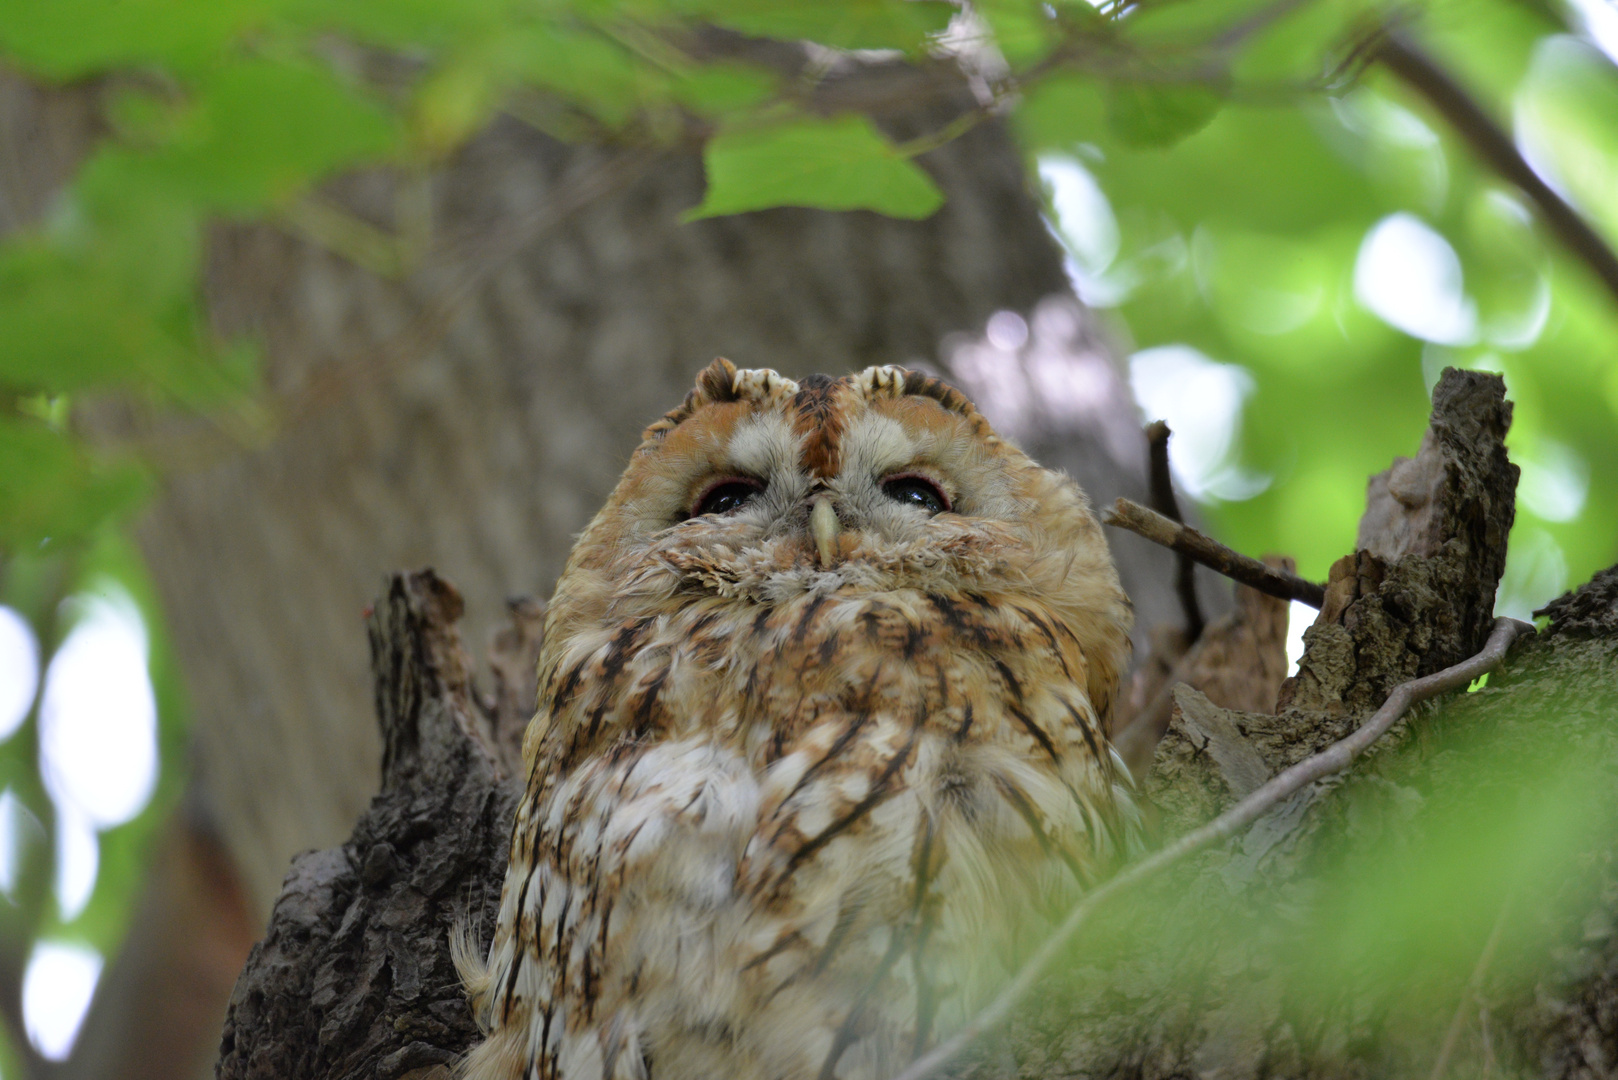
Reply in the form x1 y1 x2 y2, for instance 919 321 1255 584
1373 27 1618 312
1144 421 1205 641
889 616 1533 1080
1103 497 1327 608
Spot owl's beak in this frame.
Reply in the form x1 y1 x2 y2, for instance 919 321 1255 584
810 496 840 568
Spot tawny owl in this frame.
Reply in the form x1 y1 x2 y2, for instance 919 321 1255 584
457 359 1135 1080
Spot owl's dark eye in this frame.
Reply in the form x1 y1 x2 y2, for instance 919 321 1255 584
691 477 766 517
881 474 950 515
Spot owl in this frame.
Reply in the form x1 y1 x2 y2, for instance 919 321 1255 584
456 359 1135 1080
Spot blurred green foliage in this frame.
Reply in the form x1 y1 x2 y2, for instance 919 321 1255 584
0 0 1615 1065
1031 638 1618 1076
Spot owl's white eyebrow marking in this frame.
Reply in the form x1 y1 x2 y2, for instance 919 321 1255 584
726 413 800 478
839 413 917 478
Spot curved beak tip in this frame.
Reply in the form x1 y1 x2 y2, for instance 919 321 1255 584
810 497 840 568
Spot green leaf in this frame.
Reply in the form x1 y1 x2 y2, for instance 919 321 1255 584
1105 80 1224 148
0 187 249 405
1016 72 1108 151
675 0 955 52
1023 80 1384 234
1230 0 1365 84
279 0 520 50
0 244 196 396
673 63 779 118
0 0 268 78
687 113 944 220
146 58 399 211
0 420 148 550
73 151 204 307
500 23 661 128
1119 0 1272 42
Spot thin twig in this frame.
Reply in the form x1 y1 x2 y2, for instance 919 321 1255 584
1144 421 1205 641
1373 28 1618 312
888 616 1532 1080
1104 497 1327 608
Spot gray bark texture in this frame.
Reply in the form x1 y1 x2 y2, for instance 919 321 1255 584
217 369 1618 1080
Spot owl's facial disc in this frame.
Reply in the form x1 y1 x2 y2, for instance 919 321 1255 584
621 385 1037 602
547 361 1130 722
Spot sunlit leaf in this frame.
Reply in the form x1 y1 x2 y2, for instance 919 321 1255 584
687 113 944 220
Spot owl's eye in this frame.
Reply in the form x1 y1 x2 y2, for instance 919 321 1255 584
691 477 766 517
881 474 950 515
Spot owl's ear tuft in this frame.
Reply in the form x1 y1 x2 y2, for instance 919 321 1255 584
642 358 740 443
695 357 742 402
855 365 993 435
900 369 980 422
641 359 803 445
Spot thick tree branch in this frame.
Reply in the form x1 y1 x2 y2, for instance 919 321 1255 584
1373 28 1618 312
1103 497 1327 608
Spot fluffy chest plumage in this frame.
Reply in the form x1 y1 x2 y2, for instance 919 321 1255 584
535 587 1121 904
541 587 1106 782
497 587 1124 1079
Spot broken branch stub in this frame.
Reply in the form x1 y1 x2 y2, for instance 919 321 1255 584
1280 368 1518 715
217 570 521 1080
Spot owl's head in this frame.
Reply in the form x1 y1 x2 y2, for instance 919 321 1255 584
546 359 1131 717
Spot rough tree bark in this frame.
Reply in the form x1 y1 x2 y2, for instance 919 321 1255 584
218 370 1618 1079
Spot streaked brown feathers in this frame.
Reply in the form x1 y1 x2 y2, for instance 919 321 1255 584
460 363 1133 1080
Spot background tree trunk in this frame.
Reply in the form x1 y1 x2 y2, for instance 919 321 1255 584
0 58 1212 1080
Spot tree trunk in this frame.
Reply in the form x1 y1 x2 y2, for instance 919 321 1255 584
0 56 1209 1080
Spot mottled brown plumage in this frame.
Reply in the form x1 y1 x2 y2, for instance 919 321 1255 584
458 360 1134 1080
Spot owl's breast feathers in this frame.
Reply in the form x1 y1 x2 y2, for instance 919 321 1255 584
462 585 1131 1080
543 585 1119 812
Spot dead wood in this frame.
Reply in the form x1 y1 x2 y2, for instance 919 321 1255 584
216 572 527 1080
1113 562 1292 777
1281 368 1518 717
1104 498 1328 609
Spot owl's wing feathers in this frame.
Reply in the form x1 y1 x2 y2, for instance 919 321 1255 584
460 739 762 1080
